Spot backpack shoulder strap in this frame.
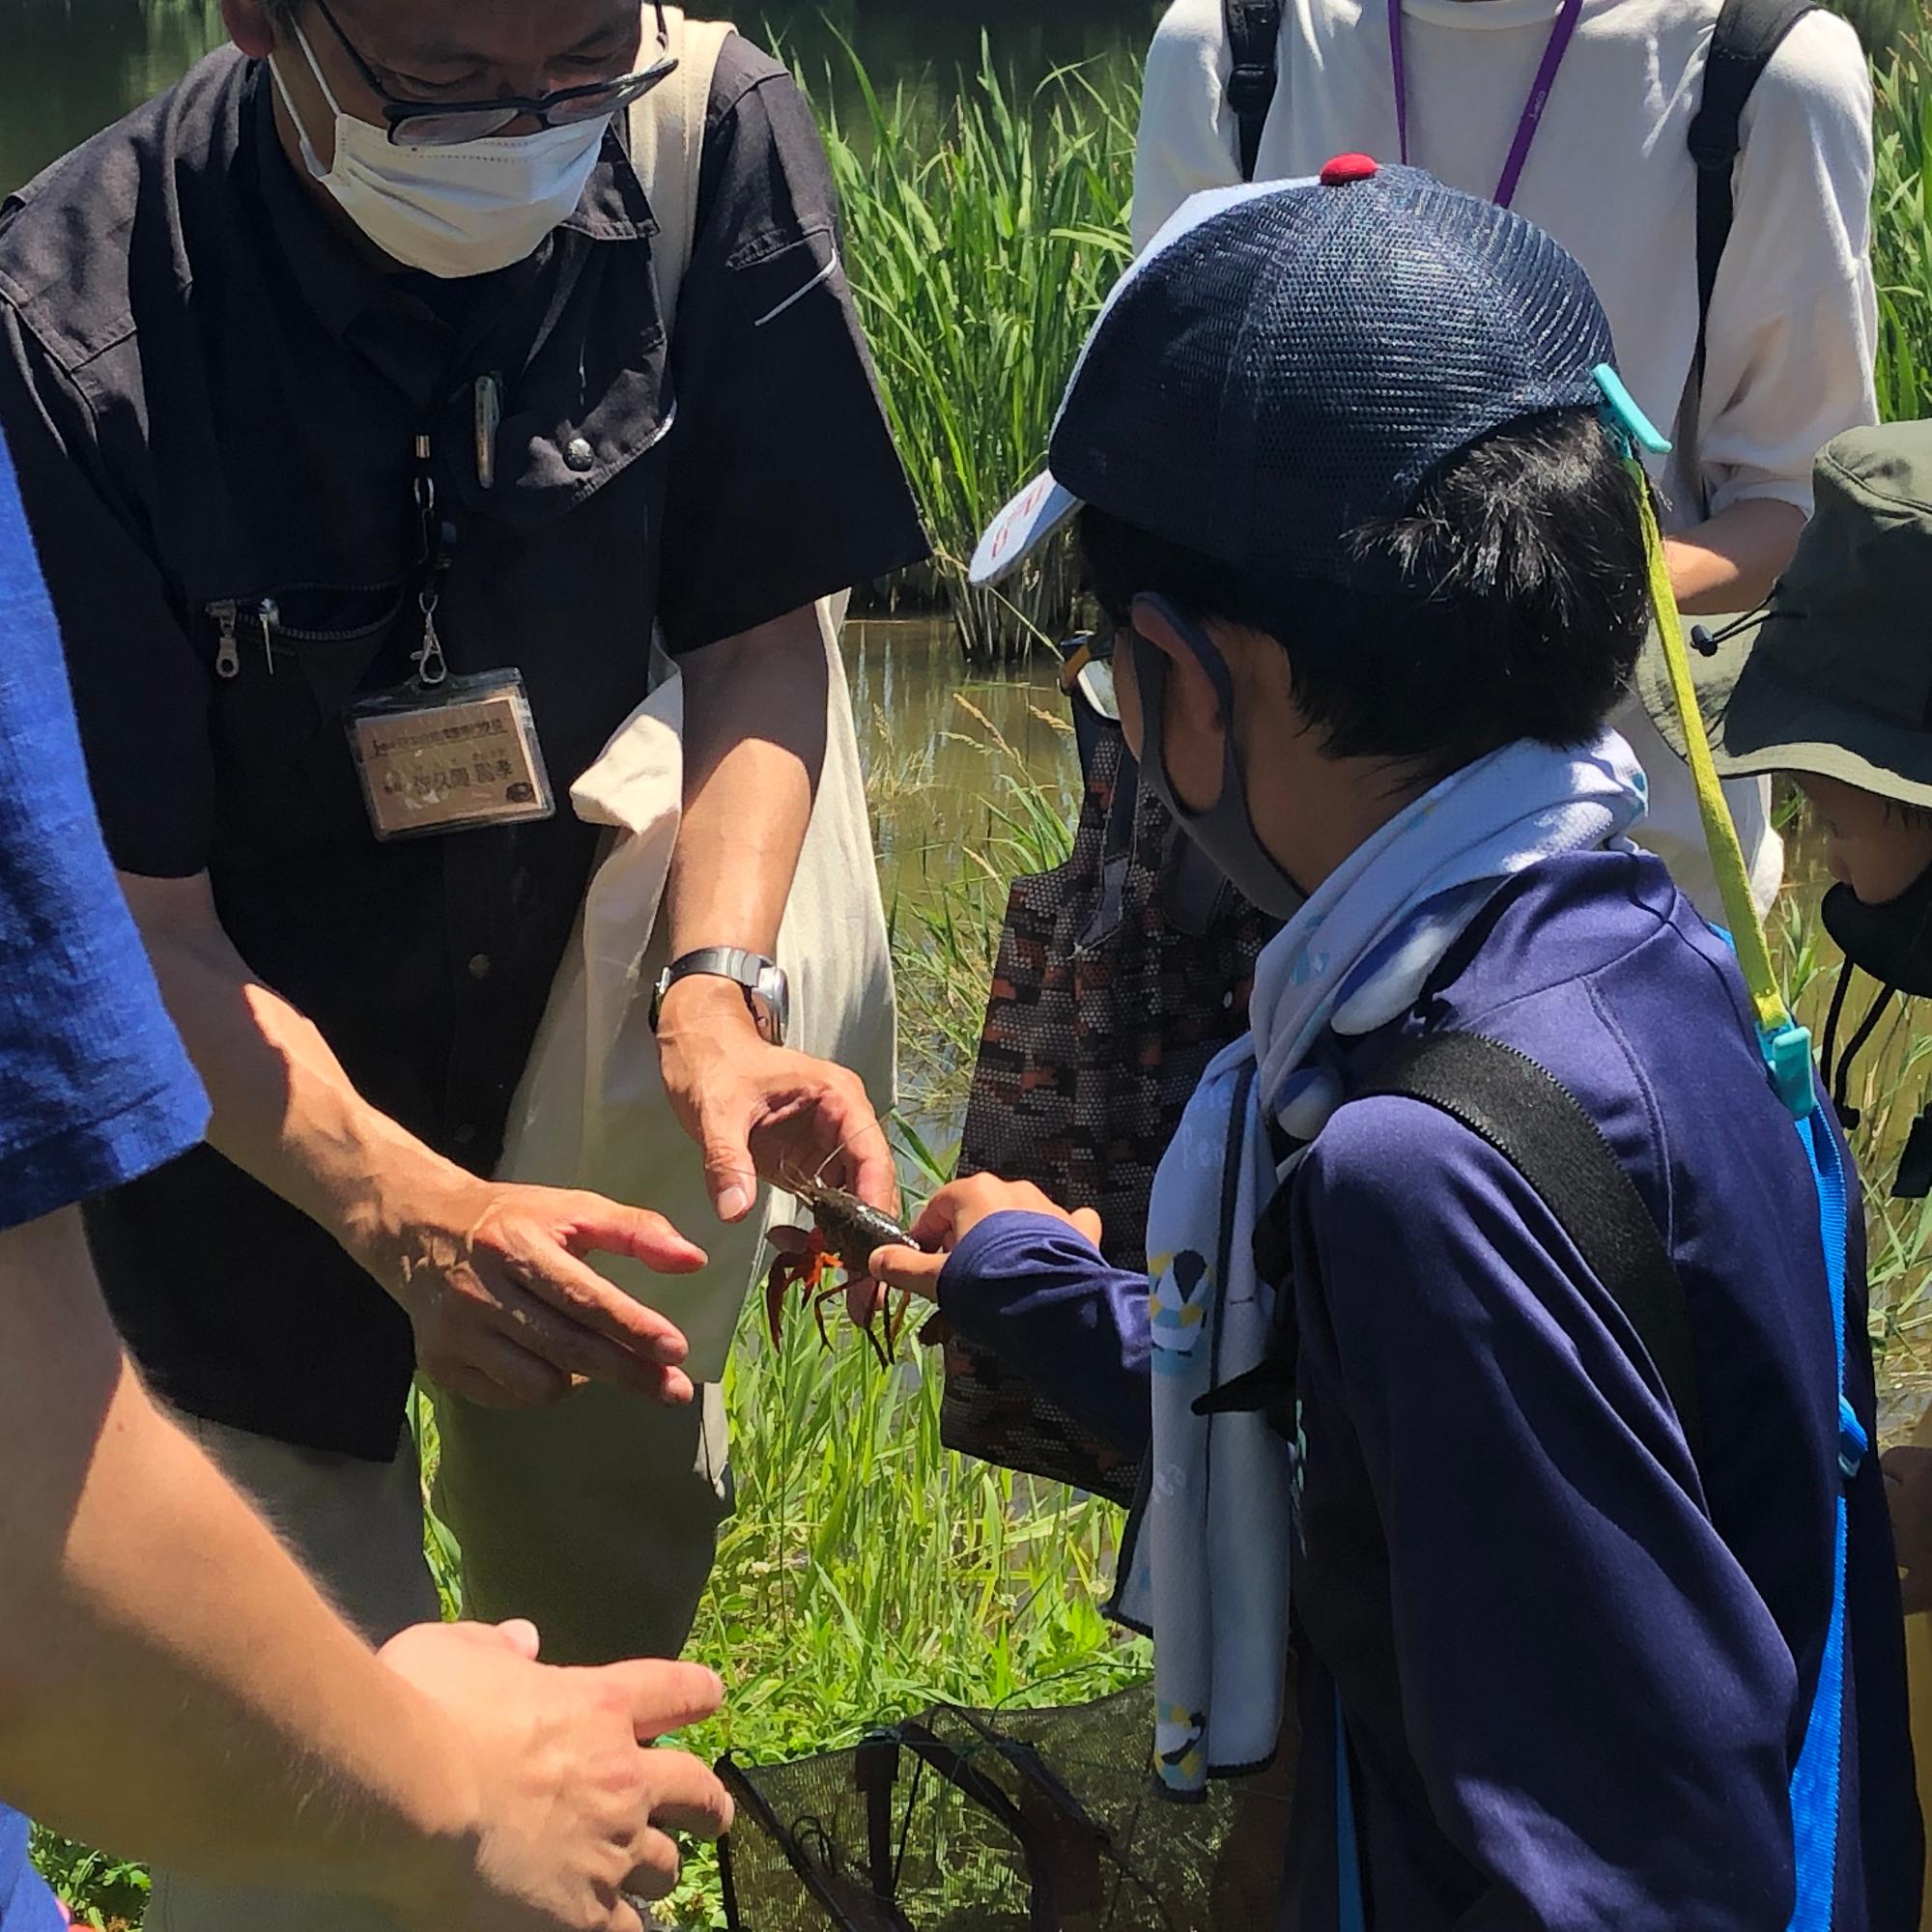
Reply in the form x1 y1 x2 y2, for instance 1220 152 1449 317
1224 0 1284 184
629 6 736 332
1688 0 1817 382
1360 1031 1706 1465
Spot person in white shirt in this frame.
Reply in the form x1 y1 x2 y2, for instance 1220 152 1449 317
1134 0 1878 915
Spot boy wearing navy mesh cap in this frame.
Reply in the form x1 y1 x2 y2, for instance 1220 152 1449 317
871 162 1920 1927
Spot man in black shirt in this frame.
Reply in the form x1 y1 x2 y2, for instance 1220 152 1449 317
0 7 925 1921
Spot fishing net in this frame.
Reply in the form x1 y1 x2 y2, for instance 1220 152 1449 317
717 1681 1295 1931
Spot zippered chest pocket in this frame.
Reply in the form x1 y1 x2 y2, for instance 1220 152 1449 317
202 579 414 851
206 582 411 688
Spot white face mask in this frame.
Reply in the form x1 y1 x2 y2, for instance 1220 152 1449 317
270 23 611 280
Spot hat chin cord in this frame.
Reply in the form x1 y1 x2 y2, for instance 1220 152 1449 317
1819 968 1896 1132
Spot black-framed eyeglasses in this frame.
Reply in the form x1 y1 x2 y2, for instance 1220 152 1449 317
310 0 680 149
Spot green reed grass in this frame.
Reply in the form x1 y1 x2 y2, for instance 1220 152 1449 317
1873 37 1932 420
663 1293 1149 1924
818 40 1137 663
827 30 1932 646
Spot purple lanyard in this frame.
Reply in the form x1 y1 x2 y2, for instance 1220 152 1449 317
1388 0 1587 210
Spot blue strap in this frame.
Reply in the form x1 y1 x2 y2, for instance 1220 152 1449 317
1784 1103 1859 1932
1336 1686 1367 1932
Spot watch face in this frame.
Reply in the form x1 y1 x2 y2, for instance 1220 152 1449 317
756 967 791 1046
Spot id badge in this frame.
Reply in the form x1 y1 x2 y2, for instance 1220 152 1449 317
347 670 554 842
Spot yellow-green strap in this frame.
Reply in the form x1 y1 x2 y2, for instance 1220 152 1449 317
1629 457 1814 1115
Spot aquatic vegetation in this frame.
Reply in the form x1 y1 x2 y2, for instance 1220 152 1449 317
1873 37 1932 420
819 39 1138 663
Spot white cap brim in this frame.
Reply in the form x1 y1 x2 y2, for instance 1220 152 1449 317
970 178 1324 593
968 472 1083 587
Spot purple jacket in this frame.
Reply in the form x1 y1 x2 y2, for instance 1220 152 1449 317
940 849 1920 1930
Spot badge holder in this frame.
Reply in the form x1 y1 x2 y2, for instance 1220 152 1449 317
345 443 555 842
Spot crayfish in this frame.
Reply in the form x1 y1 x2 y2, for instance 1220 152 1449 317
764 1175 923 1369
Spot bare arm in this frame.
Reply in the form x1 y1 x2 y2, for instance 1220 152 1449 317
1665 498 1806 616
121 871 705 1409
654 607 896 1219
0 1209 731 1926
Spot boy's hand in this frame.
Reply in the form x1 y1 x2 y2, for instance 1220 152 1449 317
867 1177 1102 1302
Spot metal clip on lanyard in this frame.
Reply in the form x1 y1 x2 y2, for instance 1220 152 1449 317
1388 0 1586 210
412 432 452 690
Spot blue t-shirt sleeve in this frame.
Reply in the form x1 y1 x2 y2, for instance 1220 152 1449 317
1297 1096 1799 1926
0 425 207 1234
938 1210 1152 1457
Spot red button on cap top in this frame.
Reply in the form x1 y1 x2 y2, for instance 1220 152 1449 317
1320 153 1379 185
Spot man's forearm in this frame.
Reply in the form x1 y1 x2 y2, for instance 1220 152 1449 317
1666 497 1806 615
0 1209 467 1905
651 607 896 1215
120 870 701 1406
662 607 827 972
119 871 463 1270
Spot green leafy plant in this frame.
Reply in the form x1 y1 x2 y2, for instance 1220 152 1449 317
1873 37 1932 421
819 39 1138 661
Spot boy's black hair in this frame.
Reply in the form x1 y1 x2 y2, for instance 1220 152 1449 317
1080 409 1651 786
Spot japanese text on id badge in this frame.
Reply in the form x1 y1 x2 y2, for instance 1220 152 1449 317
347 670 554 842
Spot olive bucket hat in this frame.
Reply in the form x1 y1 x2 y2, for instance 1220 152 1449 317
1650 421 1932 809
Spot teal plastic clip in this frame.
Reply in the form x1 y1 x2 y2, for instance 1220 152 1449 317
1762 1020 1818 1121
1593 363 1672 457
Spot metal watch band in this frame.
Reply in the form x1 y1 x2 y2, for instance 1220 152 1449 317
653 947 789 1045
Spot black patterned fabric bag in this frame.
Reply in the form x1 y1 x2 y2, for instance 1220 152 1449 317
946 667 1276 1505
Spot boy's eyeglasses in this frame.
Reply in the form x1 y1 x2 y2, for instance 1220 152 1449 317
311 0 680 149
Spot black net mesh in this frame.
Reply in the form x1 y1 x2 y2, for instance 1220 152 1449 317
718 1682 1296 1931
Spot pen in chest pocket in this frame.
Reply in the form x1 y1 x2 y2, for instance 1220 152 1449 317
203 599 286 681
475 373 502 492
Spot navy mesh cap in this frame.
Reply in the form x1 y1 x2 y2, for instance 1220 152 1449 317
971 161 1619 590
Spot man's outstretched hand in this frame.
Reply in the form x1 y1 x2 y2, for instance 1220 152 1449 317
358 1180 708 1410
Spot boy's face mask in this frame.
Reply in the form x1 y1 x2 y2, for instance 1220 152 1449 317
1823 865 1932 999
1125 596 1306 920
1821 865 1932 1196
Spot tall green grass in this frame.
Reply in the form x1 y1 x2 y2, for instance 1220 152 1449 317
829 36 1932 646
1873 37 1932 420
664 1288 1148 1925
819 42 1137 663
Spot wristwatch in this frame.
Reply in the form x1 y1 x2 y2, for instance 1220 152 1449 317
650 948 791 1046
